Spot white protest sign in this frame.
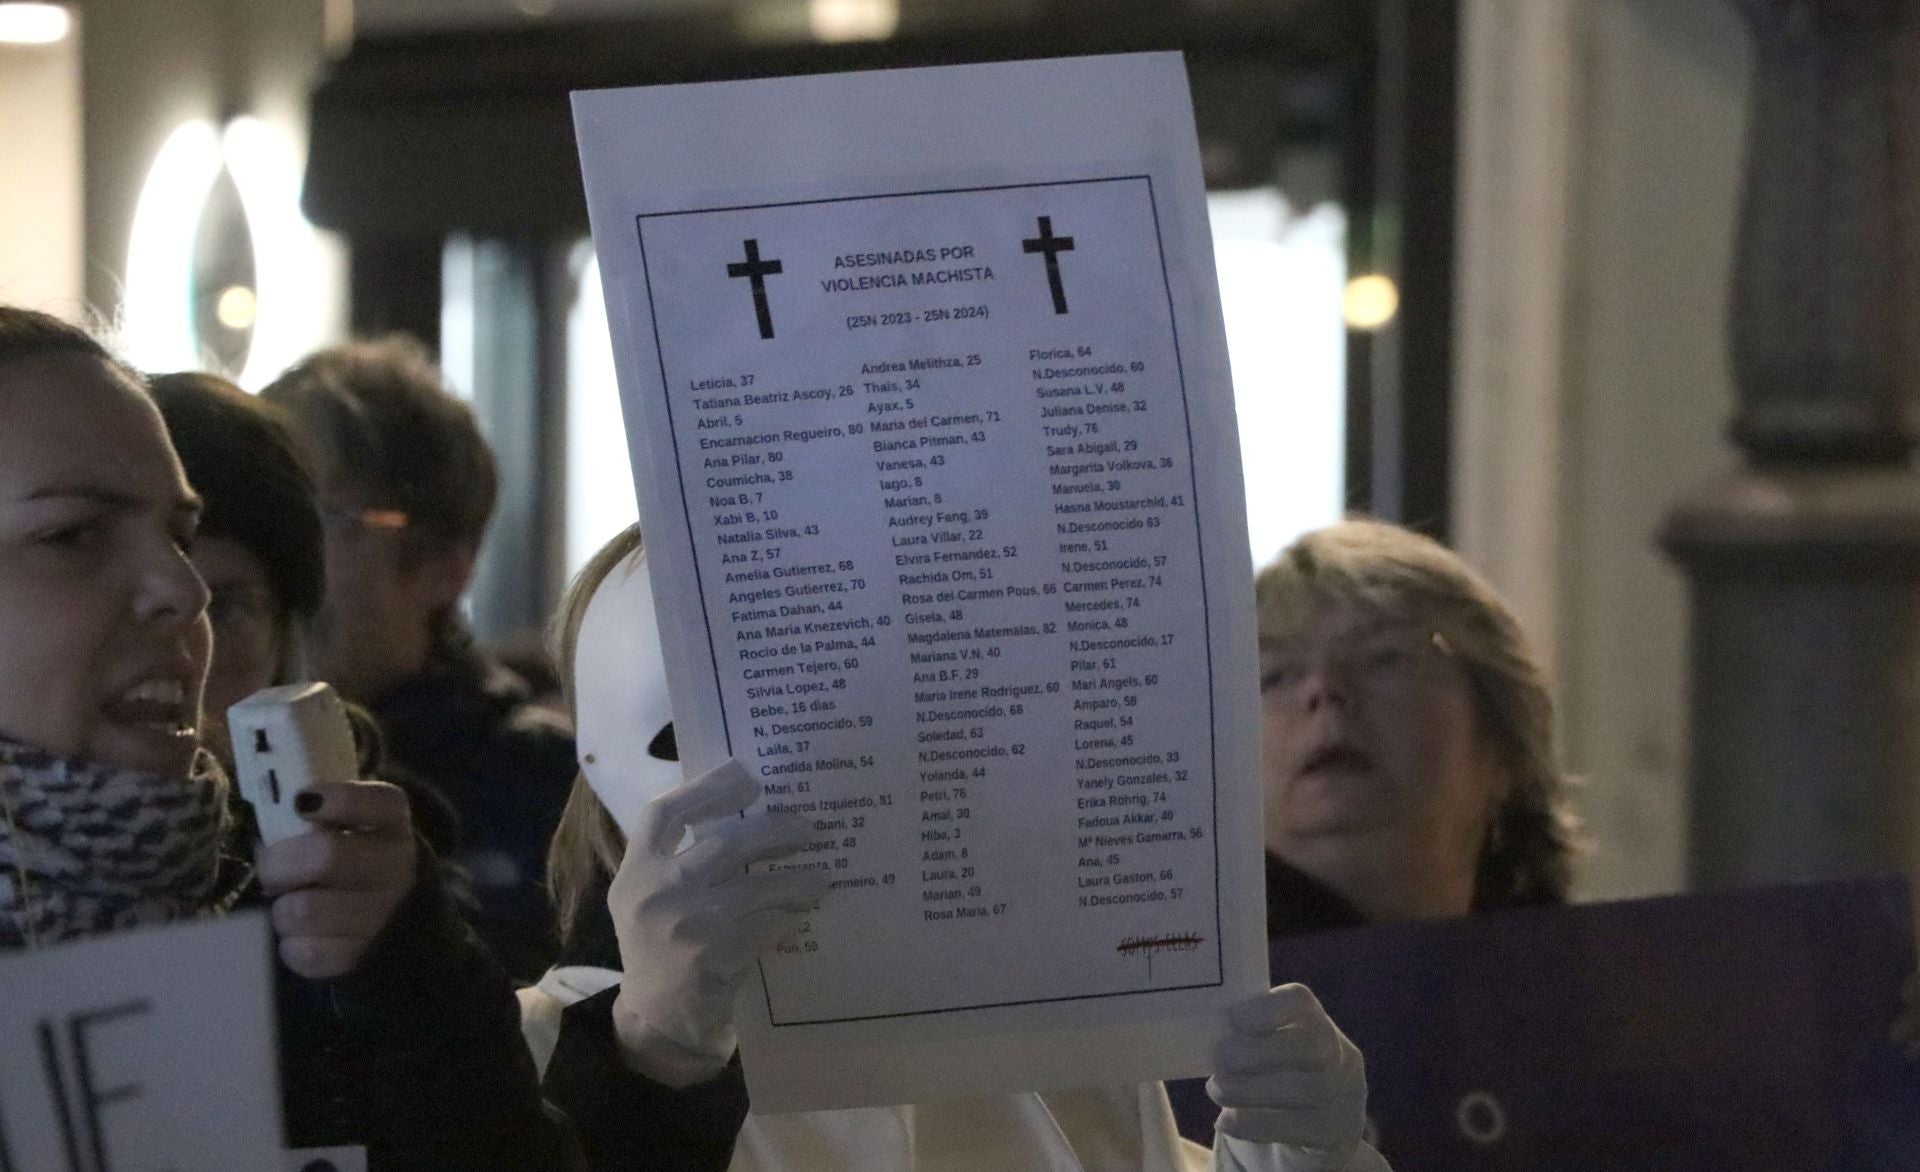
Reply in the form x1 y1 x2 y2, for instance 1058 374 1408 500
575 52 1265 1111
0 913 283 1171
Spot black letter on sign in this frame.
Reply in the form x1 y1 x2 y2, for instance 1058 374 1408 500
36 1020 84 1172
68 999 152 1172
0 1083 19 1172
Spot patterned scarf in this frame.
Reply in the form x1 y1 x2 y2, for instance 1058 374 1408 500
0 734 238 949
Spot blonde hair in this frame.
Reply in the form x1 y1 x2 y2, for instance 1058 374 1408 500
544 524 642 938
1256 517 1581 908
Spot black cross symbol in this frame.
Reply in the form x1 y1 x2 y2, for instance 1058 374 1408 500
1022 215 1076 314
726 238 784 340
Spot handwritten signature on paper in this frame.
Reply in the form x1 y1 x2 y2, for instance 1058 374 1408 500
1117 932 1205 980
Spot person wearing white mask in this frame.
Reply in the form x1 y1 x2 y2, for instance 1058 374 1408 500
523 525 1390 1172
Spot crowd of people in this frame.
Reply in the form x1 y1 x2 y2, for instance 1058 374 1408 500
0 300 1584 1169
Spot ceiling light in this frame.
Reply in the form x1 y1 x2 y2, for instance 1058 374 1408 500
222 116 326 389
122 121 223 373
0 3 71 45
809 0 897 43
216 285 257 331
1342 273 1399 331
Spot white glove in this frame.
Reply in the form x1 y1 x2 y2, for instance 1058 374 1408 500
1208 984 1368 1170
608 758 831 1086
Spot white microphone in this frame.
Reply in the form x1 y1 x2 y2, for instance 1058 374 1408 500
227 682 358 844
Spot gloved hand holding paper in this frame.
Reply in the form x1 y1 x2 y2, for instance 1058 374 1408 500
573 50 1268 1112
608 758 833 1087
1210 984 1375 1172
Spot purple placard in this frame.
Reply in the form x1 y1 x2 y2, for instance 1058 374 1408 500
1171 875 1919 1170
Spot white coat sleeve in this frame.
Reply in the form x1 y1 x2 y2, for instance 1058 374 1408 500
1213 1133 1393 1172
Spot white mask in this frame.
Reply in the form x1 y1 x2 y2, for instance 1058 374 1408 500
572 548 681 835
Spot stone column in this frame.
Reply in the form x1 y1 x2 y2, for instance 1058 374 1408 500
1663 0 1920 887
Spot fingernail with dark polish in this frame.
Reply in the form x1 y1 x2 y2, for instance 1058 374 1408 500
294 791 323 815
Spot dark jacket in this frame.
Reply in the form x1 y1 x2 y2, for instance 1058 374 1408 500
373 635 578 982
1261 851 1370 939
343 700 463 864
541 874 752 1172
255 841 580 1171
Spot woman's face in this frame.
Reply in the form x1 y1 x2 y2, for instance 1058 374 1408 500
194 534 284 768
0 354 212 776
1259 599 1504 914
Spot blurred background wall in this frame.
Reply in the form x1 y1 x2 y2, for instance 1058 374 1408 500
62 0 346 379
0 11 80 313
1455 0 1750 899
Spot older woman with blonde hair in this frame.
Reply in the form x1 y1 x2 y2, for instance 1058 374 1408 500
1253 516 1579 932
1169 517 1583 1146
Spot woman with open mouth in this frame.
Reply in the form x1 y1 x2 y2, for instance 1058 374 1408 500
1250 518 1579 933
0 306 575 1169
1170 517 1583 1148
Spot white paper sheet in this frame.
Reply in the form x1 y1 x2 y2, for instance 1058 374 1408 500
0 914 283 1170
574 51 1264 1113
